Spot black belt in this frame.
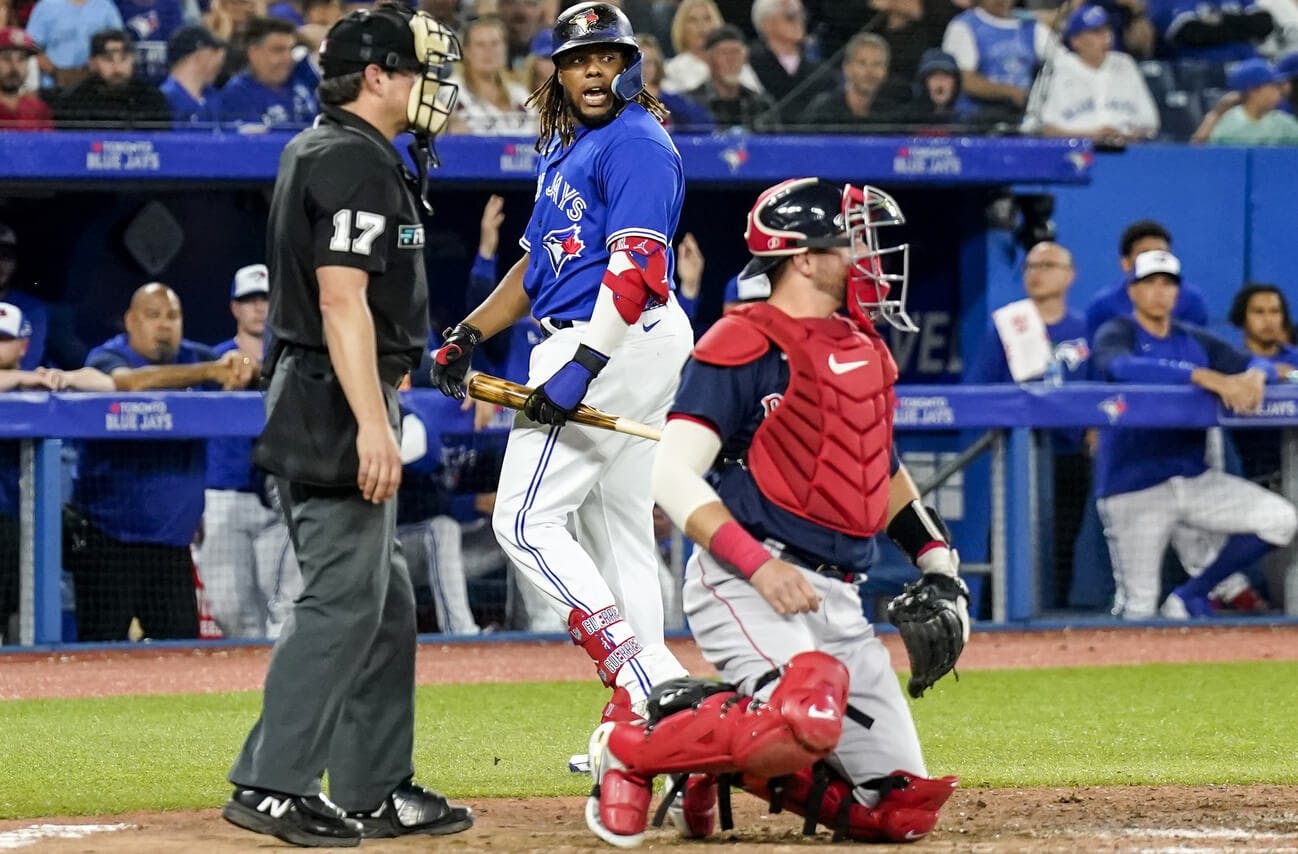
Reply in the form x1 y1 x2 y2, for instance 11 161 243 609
281 343 409 387
763 538 859 584
540 318 576 338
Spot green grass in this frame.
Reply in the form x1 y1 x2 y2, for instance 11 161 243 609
2 661 1296 818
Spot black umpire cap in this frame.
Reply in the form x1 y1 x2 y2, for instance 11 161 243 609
319 3 422 79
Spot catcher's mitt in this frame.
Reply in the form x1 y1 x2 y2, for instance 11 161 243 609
886 574 970 699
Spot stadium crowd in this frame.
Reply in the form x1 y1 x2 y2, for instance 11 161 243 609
2 0 1298 140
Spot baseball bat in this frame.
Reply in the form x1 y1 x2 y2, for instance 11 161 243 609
467 373 662 441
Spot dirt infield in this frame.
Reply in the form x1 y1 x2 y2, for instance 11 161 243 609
3 624 1297 852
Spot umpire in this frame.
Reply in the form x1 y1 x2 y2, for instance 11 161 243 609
222 3 473 847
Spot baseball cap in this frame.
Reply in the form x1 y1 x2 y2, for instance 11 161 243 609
705 24 745 51
231 263 270 299
89 28 131 57
167 25 225 66
916 48 958 81
1131 249 1181 283
0 27 40 55
1277 50 1298 81
320 6 420 79
0 302 32 340
1063 4 1110 47
1228 58 1284 92
529 28 555 58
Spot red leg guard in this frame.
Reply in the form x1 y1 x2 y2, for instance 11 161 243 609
568 606 641 688
743 767 958 843
667 774 718 839
606 651 849 779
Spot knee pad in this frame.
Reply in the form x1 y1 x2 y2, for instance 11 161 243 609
742 765 958 843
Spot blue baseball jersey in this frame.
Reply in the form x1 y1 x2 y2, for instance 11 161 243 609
219 69 318 129
204 338 258 492
518 102 683 322
1148 0 1262 62
3 290 48 369
74 334 215 546
1092 316 1268 497
1231 341 1298 481
1085 277 1209 340
161 76 222 128
966 308 1090 453
398 392 484 523
670 347 899 572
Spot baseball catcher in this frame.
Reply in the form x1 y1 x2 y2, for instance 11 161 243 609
583 178 971 847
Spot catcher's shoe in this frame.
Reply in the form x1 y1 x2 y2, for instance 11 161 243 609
665 773 718 839
345 780 474 838
586 722 653 848
223 787 362 848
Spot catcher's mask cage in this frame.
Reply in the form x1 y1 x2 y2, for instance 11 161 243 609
405 11 461 150
744 177 916 332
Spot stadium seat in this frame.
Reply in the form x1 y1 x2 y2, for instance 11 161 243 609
1158 90 1203 141
1139 60 1177 104
1174 59 1227 94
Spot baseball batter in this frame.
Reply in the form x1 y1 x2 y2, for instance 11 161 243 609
584 179 969 847
432 3 692 714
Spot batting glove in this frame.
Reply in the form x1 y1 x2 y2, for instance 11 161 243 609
430 322 482 400
523 344 609 426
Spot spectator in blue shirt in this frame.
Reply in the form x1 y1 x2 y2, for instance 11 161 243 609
25 0 124 86
1148 0 1272 63
118 0 189 81
219 15 316 129
941 0 1054 124
160 24 225 127
1092 250 1297 619
197 265 302 639
66 283 256 642
1085 219 1209 340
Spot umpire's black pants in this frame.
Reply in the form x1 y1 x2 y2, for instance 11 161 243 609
65 517 198 642
228 479 417 811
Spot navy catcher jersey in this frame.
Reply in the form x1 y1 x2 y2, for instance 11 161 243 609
670 347 900 572
519 102 683 322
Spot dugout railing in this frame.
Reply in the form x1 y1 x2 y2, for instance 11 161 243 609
6 385 1298 646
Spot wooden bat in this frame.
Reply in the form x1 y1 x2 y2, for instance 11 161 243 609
467 373 662 441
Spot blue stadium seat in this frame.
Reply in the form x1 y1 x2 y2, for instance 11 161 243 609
1139 60 1177 104
1158 90 1203 141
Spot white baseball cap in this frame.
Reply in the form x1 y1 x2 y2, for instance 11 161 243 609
0 301 32 340
231 263 270 299
1131 249 1181 283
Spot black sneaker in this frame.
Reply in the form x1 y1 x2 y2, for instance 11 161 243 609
347 780 474 838
223 787 363 848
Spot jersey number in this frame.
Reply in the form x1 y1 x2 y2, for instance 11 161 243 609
329 210 386 256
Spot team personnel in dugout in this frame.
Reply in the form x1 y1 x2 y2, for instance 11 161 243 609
1227 283 1298 490
432 3 695 726
198 265 303 639
223 4 473 847
1085 219 1209 339
67 283 255 642
1092 251 1298 620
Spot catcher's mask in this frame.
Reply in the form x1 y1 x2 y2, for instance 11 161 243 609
320 3 461 162
744 177 915 332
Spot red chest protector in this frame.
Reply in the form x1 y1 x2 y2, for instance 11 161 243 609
693 303 899 537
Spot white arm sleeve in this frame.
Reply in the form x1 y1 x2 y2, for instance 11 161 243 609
582 278 633 356
652 418 725 531
942 20 978 71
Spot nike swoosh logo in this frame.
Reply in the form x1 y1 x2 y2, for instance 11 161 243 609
828 354 868 374
642 319 662 333
904 830 925 840
807 704 837 720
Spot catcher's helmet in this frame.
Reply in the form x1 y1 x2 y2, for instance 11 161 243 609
551 2 643 100
743 177 916 331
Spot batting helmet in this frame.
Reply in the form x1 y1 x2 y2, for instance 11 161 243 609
744 177 916 331
551 2 643 100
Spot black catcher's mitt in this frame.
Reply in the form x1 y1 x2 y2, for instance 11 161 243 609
886 574 970 699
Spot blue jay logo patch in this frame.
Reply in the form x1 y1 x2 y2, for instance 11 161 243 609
541 224 585 275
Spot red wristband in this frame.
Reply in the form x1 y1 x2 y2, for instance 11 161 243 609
710 521 771 579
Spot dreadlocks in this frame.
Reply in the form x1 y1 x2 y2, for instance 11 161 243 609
527 75 669 153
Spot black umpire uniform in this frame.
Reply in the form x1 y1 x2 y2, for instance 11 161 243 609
223 4 471 847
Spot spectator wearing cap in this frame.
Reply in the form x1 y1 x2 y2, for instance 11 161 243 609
1206 57 1298 143
662 0 762 95
0 224 49 369
1092 249 1297 620
685 24 775 129
942 0 1055 125
67 283 256 642
266 0 304 26
161 24 225 126
197 264 303 639
747 0 827 123
52 27 171 127
899 47 963 126
25 0 123 87
792 31 902 129
219 15 317 129
117 0 189 82
1022 4 1158 142
638 32 715 132
446 15 536 136
1147 0 1272 63
0 27 50 128
294 0 343 59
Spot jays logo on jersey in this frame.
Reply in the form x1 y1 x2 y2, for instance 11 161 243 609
542 224 586 275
